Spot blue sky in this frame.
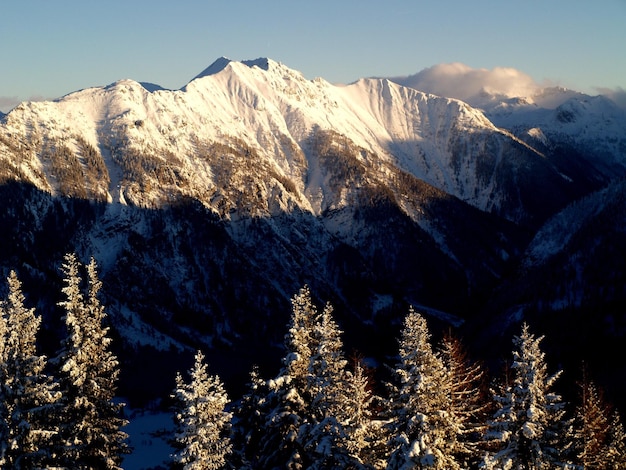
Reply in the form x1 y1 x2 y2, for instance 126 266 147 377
1 0 625 112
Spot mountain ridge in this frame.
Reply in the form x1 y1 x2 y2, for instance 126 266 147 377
1 57 626 406
2 57 603 225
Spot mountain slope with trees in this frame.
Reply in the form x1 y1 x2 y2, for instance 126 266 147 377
0 57 625 419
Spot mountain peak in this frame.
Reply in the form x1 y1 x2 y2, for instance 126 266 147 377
191 56 233 81
241 57 271 71
190 56 278 83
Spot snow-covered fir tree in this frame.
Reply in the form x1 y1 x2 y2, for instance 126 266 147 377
605 410 626 469
342 357 387 469
385 307 461 469
171 350 232 470
0 270 61 468
482 323 572 469
308 303 347 418
257 285 320 469
299 302 365 469
55 254 128 469
242 286 379 469
0 292 7 464
438 333 489 468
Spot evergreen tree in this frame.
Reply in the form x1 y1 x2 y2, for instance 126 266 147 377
300 302 362 469
438 333 489 467
572 378 611 468
231 365 268 469
572 375 626 469
483 323 572 469
308 303 346 416
342 358 387 469
0 294 8 465
55 254 128 469
0 270 61 468
257 285 320 469
605 410 626 469
171 350 232 470
385 307 460 469
247 287 373 468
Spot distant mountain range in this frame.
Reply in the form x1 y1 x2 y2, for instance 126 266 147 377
1 57 625 406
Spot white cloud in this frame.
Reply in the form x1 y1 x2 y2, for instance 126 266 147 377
391 63 541 102
595 86 626 110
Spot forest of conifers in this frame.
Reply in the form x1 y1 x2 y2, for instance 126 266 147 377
1 256 625 469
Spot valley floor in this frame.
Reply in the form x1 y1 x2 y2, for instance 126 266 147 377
123 409 174 470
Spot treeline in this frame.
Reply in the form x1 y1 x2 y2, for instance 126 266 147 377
172 286 626 469
2 261 626 469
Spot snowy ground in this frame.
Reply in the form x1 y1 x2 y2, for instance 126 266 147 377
122 409 174 470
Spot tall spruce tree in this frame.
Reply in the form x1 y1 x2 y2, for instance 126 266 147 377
55 254 128 469
482 323 572 469
342 358 386 469
300 302 364 469
244 287 373 469
0 270 61 468
0 291 8 465
171 350 232 470
385 307 460 469
257 285 320 469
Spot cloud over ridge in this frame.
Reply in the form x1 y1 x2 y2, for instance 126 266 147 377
391 63 542 103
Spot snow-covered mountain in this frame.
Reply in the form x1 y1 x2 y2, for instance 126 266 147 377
1 57 605 225
393 68 626 184
1 57 625 405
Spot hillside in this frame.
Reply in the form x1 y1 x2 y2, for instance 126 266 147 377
0 57 625 406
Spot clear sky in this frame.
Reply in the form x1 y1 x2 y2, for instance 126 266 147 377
1 0 625 112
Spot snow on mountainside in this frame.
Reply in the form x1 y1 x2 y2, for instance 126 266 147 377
0 56 600 228
474 177 626 407
0 57 533 399
392 68 626 182
1 57 626 407
481 92 626 177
